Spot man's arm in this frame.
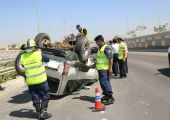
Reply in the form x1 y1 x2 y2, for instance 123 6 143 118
123 43 128 61
42 54 49 62
108 58 113 75
104 47 113 75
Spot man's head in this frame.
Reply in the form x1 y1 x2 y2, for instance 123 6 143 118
112 38 117 44
76 24 82 31
94 35 105 47
117 37 123 43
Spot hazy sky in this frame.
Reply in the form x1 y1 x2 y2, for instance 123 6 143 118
0 0 170 47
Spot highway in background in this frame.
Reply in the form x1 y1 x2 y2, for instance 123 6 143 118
0 51 169 120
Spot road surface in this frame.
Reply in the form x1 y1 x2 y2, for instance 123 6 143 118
0 51 169 120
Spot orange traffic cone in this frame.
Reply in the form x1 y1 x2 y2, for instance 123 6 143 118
92 88 105 112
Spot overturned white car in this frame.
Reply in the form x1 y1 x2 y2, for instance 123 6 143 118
15 33 98 96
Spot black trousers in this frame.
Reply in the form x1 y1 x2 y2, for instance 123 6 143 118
125 57 128 73
118 58 127 77
168 53 170 67
112 54 119 76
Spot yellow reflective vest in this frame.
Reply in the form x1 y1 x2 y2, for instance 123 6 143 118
20 50 47 85
118 42 127 60
80 28 91 41
96 44 109 70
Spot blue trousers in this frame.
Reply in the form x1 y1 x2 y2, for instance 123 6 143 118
28 81 50 105
118 59 127 77
98 70 113 97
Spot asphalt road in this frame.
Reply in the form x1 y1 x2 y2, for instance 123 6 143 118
0 52 170 120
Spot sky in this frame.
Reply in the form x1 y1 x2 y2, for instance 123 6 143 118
0 0 170 47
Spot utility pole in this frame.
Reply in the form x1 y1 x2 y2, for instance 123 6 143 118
63 19 67 35
36 0 40 33
126 16 129 38
156 0 160 28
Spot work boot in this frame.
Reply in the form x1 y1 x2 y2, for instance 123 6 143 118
101 96 108 103
104 96 115 105
33 104 41 119
40 101 52 119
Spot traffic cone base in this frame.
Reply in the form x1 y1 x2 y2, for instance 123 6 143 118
92 106 105 112
92 88 105 112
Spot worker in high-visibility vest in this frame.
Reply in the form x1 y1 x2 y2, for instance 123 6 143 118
92 35 115 105
76 24 91 41
118 37 128 78
122 39 128 73
20 39 52 119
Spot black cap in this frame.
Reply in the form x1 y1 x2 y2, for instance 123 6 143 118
94 35 104 41
76 24 80 29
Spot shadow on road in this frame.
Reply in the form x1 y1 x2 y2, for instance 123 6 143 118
8 90 31 104
72 96 95 103
9 109 37 119
157 68 170 78
50 94 67 100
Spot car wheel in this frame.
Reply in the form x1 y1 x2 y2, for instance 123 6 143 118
34 33 51 48
15 51 25 77
75 35 90 63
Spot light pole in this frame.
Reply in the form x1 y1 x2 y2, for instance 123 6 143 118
63 19 67 35
36 0 40 33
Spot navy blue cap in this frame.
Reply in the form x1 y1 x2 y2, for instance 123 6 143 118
94 35 104 41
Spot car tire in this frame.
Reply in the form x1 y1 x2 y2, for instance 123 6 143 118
34 33 51 48
15 51 25 77
75 35 90 63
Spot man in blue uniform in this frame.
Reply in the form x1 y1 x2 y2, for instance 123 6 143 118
20 39 52 119
93 35 115 105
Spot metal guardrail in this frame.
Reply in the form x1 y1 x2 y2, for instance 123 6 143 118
0 59 17 81
0 67 15 76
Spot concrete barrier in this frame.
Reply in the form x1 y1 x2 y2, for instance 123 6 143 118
0 50 21 60
125 31 170 50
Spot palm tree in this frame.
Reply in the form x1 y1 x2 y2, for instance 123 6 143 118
136 25 147 36
127 30 136 38
154 23 168 33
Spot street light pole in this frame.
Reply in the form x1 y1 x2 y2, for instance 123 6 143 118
63 19 67 35
36 0 40 33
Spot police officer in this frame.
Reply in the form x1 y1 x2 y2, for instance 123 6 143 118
111 38 119 76
20 39 52 119
122 39 128 73
93 35 115 105
117 37 128 78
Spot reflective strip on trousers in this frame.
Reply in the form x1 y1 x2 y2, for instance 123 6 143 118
26 71 46 78
25 64 43 71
